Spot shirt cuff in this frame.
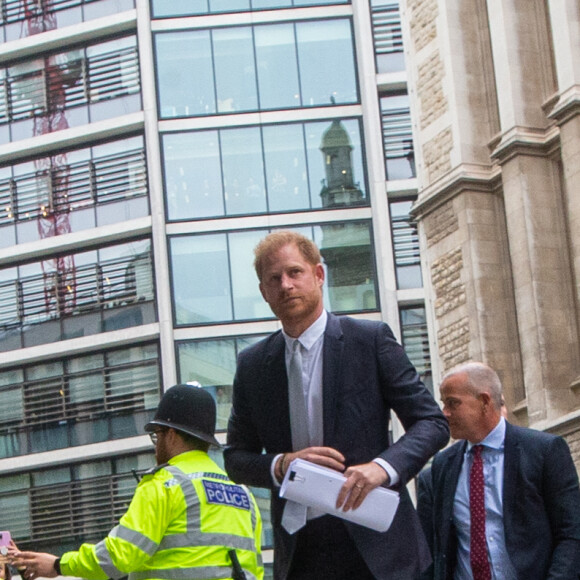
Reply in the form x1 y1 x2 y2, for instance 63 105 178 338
271 453 284 487
373 458 399 487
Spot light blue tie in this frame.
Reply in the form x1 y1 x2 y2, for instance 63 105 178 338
281 339 309 534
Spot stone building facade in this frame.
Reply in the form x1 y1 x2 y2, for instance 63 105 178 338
402 0 580 469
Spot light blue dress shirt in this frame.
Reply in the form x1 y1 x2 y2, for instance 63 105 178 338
452 417 517 580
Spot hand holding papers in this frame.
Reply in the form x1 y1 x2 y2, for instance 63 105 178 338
279 458 400 532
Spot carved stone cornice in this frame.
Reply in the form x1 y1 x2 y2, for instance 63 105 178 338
488 125 560 165
411 163 502 222
548 85 580 126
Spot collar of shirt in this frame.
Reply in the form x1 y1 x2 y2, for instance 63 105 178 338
282 309 327 352
466 416 506 454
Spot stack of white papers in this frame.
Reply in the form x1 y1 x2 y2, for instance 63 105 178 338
279 458 400 532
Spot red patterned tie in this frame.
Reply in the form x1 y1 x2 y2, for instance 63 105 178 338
470 445 491 580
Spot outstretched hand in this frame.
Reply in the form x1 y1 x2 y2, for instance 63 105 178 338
8 549 58 580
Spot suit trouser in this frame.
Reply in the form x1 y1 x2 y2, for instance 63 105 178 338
287 515 375 579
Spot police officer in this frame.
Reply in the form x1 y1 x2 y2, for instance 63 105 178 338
10 384 264 580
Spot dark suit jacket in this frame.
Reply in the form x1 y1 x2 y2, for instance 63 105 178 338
224 313 450 579
418 422 580 580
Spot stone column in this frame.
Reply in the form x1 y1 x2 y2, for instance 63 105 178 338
403 0 524 404
547 0 580 397
487 0 579 423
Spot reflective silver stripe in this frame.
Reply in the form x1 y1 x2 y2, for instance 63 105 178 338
159 465 260 578
110 524 158 556
94 538 125 579
159 532 256 552
130 567 260 580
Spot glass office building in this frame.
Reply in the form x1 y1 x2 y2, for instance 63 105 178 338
0 0 431 572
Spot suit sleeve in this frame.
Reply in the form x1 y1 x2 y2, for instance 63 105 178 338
416 467 435 580
224 348 278 489
542 436 580 579
375 323 449 483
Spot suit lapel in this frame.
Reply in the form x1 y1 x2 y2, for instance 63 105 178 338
440 441 466 541
322 313 344 443
502 422 519 538
264 332 292 449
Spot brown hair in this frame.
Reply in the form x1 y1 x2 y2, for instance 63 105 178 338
254 230 321 281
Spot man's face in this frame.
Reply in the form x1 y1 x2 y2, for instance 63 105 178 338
259 243 324 333
440 372 487 443
153 429 171 465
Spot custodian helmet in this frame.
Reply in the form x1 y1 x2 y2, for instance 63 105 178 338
145 383 221 447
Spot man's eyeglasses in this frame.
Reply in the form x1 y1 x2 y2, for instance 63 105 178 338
149 429 167 445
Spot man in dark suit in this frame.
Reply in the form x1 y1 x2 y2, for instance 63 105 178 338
224 230 449 579
417 361 580 580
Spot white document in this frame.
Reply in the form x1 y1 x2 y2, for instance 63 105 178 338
279 458 400 532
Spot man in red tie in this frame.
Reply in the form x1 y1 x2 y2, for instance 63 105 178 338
417 362 580 580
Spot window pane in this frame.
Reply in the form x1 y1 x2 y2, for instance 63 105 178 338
390 199 422 288
263 124 309 212
171 235 232 324
177 335 266 431
371 0 405 74
156 31 215 118
152 0 208 17
230 230 271 320
178 340 237 431
210 0 250 11
221 128 266 216
252 0 292 7
163 131 224 220
0 387 23 423
400 307 432 393
381 94 415 180
314 222 378 312
255 24 300 110
306 119 366 209
296 20 357 107
213 27 257 113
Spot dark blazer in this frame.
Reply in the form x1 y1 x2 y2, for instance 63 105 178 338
418 422 580 580
225 313 450 579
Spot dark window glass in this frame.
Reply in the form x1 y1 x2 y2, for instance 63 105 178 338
1 0 135 43
155 18 357 119
400 306 432 393
170 221 378 326
371 0 405 74
0 453 154 552
390 199 422 289
162 118 368 220
380 94 415 180
0 240 155 352
1 36 141 144
0 343 160 458
0 136 148 245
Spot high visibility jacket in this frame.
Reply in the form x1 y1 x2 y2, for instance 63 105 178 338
61 450 263 580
